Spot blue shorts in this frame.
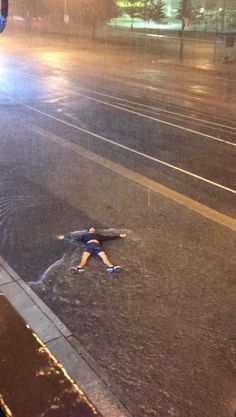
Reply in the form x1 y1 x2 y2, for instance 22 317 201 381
84 243 102 256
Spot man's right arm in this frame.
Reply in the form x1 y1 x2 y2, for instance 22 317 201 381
56 234 81 242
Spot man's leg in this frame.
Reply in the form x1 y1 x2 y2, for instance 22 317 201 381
98 251 113 267
70 251 91 274
78 251 91 268
98 251 121 272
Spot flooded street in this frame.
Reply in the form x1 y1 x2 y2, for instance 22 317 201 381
0 34 236 417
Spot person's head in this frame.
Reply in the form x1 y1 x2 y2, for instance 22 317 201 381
88 226 96 233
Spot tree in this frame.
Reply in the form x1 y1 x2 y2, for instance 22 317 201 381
191 6 205 27
139 0 166 25
139 0 155 24
122 1 144 30
77 0 119 24
76 0 119 39
152 0 166 23
176 0 192 22
176 0 205 26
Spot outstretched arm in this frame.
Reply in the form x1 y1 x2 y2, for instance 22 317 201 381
56 234 81 242
56 234 65 240
101 233 127 242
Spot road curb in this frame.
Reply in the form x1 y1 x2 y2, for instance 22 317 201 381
0 256 132 417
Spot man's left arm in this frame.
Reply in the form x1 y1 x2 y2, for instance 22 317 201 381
101 233 127 242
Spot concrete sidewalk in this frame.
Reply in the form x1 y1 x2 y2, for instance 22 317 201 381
0 256 132 417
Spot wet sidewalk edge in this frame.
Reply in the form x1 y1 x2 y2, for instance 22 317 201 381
0 256 132 417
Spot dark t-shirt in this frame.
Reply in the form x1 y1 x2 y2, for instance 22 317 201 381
74 233 121 245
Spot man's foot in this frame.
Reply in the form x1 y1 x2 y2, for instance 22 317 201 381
69 266 85 274
106 266 122 273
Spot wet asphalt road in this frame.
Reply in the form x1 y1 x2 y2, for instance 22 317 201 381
0 35 236 417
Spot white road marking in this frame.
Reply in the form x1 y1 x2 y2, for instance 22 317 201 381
27 124 236 232
64 90 236 148
18 73 236 144
7 96 236 195
68 85 236 132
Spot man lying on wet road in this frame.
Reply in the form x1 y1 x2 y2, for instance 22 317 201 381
56 226 127 274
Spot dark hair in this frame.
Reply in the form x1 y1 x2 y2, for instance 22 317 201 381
88 225 96 231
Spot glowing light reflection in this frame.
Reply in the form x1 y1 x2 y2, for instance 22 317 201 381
39 52 65 65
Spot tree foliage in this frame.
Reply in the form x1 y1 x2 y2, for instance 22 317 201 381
139 0 155 22
152 0 166 23
122 1 143 21
176 0 193 21
139 0 166 24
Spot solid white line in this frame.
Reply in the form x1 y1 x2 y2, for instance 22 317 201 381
71 86 236 132
114 101 235 135
27 124 236 232
8 96 236 195
64 90 236 148
19 73 236 136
